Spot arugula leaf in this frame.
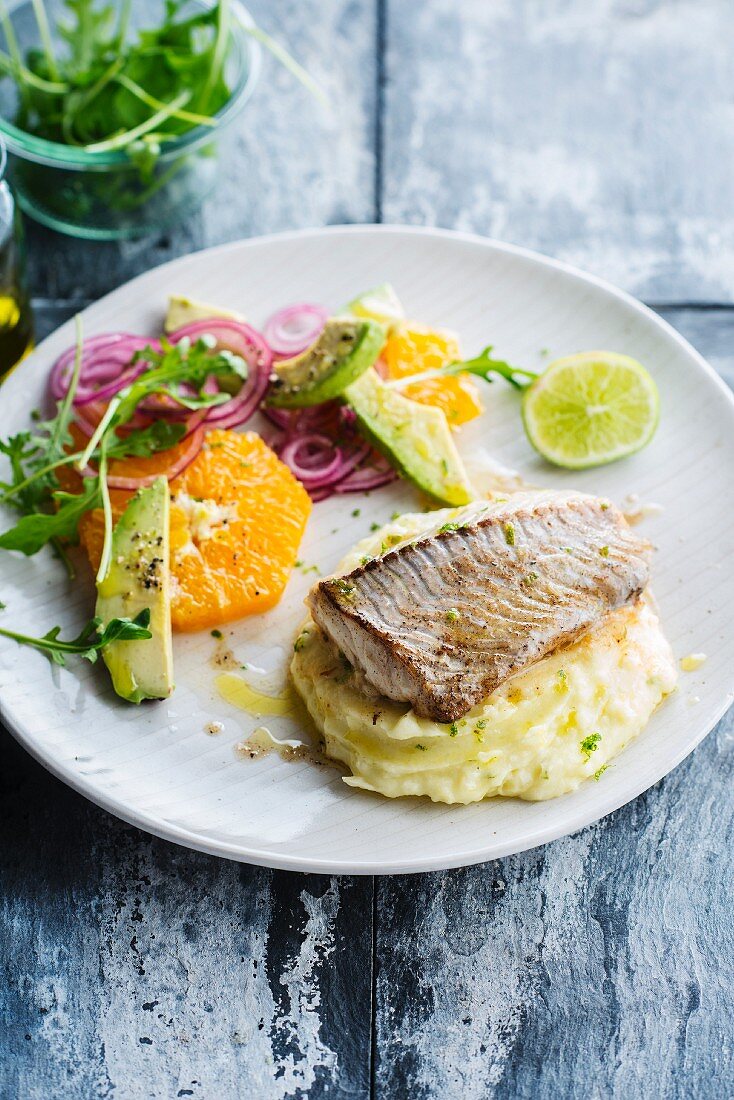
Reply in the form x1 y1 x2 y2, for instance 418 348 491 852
78 337 245 468
58 0 116 77
0 477 100 555
0 432 37 509
104 419 186 459
386 346 538 393
0 316 87 574
0 419 186 508
456 346 538 390
0 607 152 667
0 319 242 571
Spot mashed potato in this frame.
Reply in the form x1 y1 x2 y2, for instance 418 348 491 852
291 509 678 804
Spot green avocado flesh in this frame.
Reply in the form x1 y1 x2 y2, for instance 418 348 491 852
164 295 245 333
267 318 385 408
95 477 174 703
344 369 475 507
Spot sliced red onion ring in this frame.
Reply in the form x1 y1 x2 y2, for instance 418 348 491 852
50 334 161 404
334 452 398 493
105 426 205 490
279 434 345 488
137 393 198 418
168 319 272 429
263 303 329 358
261 406 293 430
181 408 209 437
74 363 147 406
264 400 345 443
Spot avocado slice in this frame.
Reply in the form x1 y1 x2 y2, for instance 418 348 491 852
344 369 475 507
164 295 246 334
96 477 174 703
344 283 405 334
267 318 385 408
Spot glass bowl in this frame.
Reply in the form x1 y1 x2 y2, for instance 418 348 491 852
0 0 261 239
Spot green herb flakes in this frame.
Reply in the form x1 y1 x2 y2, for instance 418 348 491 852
580 732 602 760
503 522 515 546
333 579 355 597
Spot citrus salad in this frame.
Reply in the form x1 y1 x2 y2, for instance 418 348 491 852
0 284 659 704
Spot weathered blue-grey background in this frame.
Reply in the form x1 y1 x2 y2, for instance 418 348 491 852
2 2 733 1097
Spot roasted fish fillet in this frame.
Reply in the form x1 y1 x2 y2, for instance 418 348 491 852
307 491 651 722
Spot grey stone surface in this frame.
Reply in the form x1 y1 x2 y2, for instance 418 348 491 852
0 735 372 1099
382 0 734 303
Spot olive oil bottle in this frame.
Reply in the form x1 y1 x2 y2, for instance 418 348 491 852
0 141 33 380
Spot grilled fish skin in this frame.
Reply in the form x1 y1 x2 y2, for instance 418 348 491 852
307 491 651 723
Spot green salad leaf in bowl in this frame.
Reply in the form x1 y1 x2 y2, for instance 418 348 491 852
0 0 321 238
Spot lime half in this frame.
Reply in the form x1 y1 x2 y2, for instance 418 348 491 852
522 351 659 468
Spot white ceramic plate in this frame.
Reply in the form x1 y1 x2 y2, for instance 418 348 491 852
2 226 733 874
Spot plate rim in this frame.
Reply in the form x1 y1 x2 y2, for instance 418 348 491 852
3 222 734 874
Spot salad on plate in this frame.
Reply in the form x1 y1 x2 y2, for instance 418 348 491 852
0 283 674 804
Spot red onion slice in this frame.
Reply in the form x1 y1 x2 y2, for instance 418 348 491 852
168 319 272 429
74 363 148 406
50 334 161 404
261 406 293 431
105 426 205 490
334 452 398 493
263 303 329 358
279 434 345 488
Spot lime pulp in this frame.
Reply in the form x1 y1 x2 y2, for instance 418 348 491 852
521 351 659 468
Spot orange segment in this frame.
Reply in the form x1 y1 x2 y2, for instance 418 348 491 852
403 374 484 426
384 323 462 379
57 424 197 499
79 429 311 633
383 323 483 426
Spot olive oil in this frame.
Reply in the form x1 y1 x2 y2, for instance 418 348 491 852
216 671 297 717
0 291 33 378
0 151 33 379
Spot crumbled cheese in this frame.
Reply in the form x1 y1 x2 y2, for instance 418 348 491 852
171 491 237 543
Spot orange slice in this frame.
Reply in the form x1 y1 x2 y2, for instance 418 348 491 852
383 323 483 425
79 429 311 632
